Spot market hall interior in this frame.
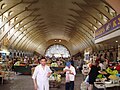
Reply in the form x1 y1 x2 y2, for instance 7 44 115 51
0 0 120 90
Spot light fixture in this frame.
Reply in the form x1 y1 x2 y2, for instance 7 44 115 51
116 40 118 43
59 40 61 42
91 30 93 33
55 40 57 42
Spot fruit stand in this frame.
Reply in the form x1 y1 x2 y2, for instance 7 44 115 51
49 62 65 88
14 66 32 75
14 61 30 74
49 73 62 88
94 67 120 89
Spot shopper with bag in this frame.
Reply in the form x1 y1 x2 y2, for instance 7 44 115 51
63 62 76 90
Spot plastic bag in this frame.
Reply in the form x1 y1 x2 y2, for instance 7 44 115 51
66 73 70 82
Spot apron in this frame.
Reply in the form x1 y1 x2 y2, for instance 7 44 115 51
36 65 50 90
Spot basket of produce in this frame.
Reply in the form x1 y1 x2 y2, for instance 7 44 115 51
49 73 62 88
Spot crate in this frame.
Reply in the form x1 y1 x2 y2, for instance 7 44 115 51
49 80 61 88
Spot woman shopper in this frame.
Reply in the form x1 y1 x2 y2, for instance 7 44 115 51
32 57 52 90
88 60 107 90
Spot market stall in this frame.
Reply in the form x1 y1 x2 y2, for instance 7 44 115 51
48 58 65 88
94 67 120 90
14 66 32 75
13 57 36 75
49 73 62 88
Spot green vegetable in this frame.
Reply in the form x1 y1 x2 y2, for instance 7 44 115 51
97 74 103 79
106 68 118 75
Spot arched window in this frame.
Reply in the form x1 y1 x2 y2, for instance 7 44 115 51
3 12 8 20
93 26 97 30
15 17 18 21
109 8 117 17
10 18 15 25
45 44 70 58
15 23 20 28
97 21 102 26
0 15 2 25
105 6 110 13
1 3 7 9
105 5 117 17
103 15 108 22
9 11 13 16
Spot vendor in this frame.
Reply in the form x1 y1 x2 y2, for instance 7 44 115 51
115 61 120 73
32 57 52 90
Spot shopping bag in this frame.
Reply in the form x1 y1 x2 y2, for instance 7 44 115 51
66 73 70 82
80 82 88 90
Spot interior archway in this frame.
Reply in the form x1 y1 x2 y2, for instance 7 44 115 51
45 44 71 58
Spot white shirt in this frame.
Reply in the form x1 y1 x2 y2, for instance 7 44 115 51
32 64 52 90
64 66 76 81
99 63 106 71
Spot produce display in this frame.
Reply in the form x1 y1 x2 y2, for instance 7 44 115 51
97 74 104 79
106 67 118 75
49 73 62 82
49 73 62 88
96 67 120 88
48 59 65 88
108 75 119 80
14 61 27 66
97 67 119 79
14 61 21 66
51 62 58 67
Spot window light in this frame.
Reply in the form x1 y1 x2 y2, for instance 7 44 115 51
1 3 7 9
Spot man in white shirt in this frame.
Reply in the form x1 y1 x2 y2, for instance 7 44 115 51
63 62 76 90
32 57 52 90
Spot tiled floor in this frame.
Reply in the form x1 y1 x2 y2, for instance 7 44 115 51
1 74 120 90
0 74 83 90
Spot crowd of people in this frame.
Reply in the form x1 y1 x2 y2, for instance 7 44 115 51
82 52 120 90
1 52 120 90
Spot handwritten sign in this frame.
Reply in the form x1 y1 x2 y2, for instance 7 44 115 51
95 14 120 39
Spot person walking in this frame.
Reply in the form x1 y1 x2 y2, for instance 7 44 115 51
88 60 106 90
64 62 76 90
32 57 52 90
88 62 100 90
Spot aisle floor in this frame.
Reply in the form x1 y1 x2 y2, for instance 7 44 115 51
0 74 83 90
1 74 120 90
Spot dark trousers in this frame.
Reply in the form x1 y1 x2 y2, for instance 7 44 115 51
65 81 74 90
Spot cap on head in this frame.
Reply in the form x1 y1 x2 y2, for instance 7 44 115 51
66 62 71 67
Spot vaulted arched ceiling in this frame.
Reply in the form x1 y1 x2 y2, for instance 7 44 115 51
0 0 118 55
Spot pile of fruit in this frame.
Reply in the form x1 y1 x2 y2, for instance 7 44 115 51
97 67 119 80
49 73 61 82
14 61 21 66
106 68 118 75
51 62 58 67
14 61 26 66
